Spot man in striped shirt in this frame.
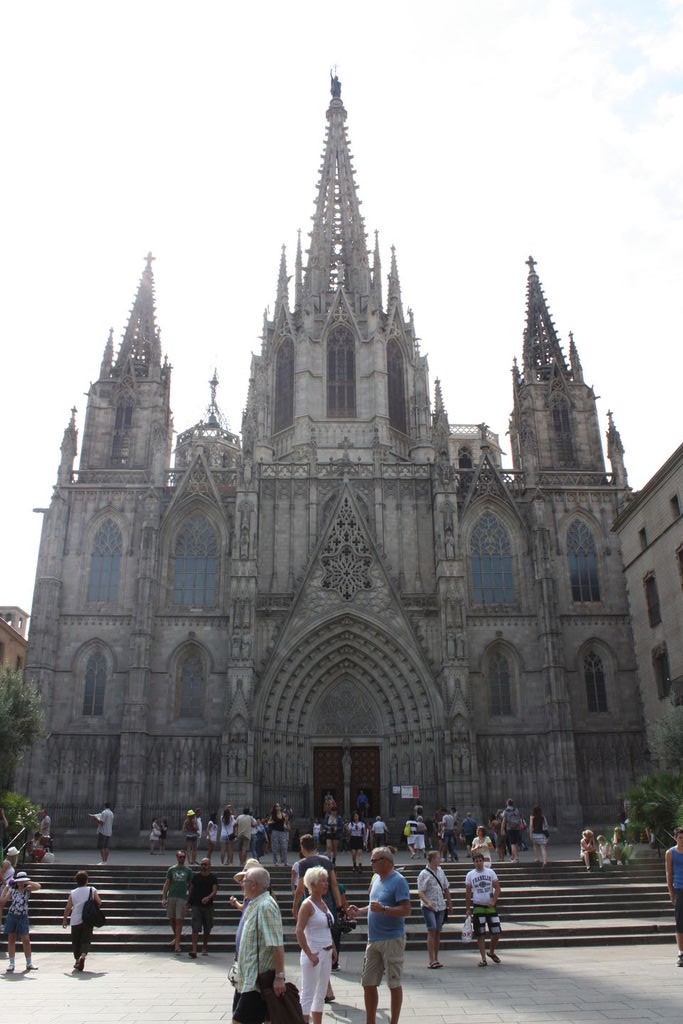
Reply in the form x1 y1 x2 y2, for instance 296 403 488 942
233 866 286 1024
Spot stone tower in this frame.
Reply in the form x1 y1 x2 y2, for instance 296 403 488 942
21 79 646 839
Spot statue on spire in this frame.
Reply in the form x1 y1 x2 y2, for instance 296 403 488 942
330 68 341 99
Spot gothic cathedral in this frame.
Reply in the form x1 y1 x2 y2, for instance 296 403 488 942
22 81 646 838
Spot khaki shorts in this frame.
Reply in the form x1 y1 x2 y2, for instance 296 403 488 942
361 936 406 989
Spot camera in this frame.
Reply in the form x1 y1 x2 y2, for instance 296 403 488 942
337 909 356 934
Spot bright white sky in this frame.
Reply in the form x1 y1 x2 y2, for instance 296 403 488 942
2 0 682 616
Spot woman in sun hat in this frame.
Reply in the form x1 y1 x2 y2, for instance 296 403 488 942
4 870 41 973
183 810 199 865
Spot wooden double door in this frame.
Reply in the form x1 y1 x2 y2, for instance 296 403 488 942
313 745 380 818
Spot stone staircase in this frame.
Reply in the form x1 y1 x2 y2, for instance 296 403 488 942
17 854 674 954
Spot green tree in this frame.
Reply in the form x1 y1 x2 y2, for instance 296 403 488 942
0 790 39 849
624 770 683 849
0 666 44 790
651 702 683 773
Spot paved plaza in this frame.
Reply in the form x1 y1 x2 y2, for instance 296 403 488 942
1 943 681 1023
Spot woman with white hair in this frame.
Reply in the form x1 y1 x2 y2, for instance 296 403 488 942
295 866 337 1024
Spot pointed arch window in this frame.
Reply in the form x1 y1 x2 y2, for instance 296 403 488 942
584 651 608 712
550 389 574 466
274 337 294 433
172 514 218 607
470 512 515 605
387 339 407 433
83 651 107 716
111 399 133 465
567 520 600 602
178 650 204 717
327 326 356 418
488 649 513 716
88 518 122 603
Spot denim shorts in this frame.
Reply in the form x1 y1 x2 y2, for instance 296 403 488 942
3 913 30 937
421 906 445 932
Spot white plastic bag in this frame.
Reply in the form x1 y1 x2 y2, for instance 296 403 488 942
461 915 473 943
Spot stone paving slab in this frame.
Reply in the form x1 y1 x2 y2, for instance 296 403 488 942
1 944 681 1024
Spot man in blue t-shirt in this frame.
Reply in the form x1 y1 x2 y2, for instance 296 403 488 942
348 846 411 1024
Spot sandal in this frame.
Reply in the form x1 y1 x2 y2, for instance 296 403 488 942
428 962 440 969
487 952 501 964
478 959 487 967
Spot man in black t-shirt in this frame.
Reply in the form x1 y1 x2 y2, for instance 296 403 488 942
292 833 342 919
188 857 218 957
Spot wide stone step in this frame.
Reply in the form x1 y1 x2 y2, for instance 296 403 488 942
17 854 672 954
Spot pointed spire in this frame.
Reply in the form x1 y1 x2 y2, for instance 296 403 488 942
304 77 370 300
294 230 303 312
100 327 114 378
431 377 450 440
206 369 223 427
568 330 584 382
387 245 402 306
58 406 78 484
606 409 628 488
371 230 383 311
114 252 161 378
522 256 569 381
433 378 445 416
276 245 289 307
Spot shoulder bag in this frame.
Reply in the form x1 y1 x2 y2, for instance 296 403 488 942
82 887 106 928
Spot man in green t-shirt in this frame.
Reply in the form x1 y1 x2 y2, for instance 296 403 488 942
161 850 193 952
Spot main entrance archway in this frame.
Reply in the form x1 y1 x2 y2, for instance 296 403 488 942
313 745 381 818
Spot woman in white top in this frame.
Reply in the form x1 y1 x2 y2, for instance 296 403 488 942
206 814 218 862
220 805 236 865
346 812 365 872
295 866 337 1024
62 869 102 971
469 825 494 868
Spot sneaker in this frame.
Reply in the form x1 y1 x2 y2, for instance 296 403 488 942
678 953 683 967
25 963 38 971
6 963 15 973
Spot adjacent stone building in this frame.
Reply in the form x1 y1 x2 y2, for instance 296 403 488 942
21 81 646 838
0 606 29 671
613 443 683 745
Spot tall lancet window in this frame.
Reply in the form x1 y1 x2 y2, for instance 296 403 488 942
387 339 407 433
83 652 107 716
88 518 122 603
567 519 601 602
173 514 218 607
273 337 294 432
470 512 515 605
111 399 133 465
327 326 356 418
550 386 574 466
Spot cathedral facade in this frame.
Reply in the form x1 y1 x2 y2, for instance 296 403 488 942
22 83 646 839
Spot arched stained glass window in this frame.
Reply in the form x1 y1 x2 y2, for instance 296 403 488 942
274 337 294 432
489 650 513 716
387 339 407 433
470 512 515 605
327 326 356 418
584 651 608 712
83 652 106 716
179 651 204 717
88 519 122 603
173 515 218 607
567 520 600 601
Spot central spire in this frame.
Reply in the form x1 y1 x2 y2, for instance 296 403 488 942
304 75 370 302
